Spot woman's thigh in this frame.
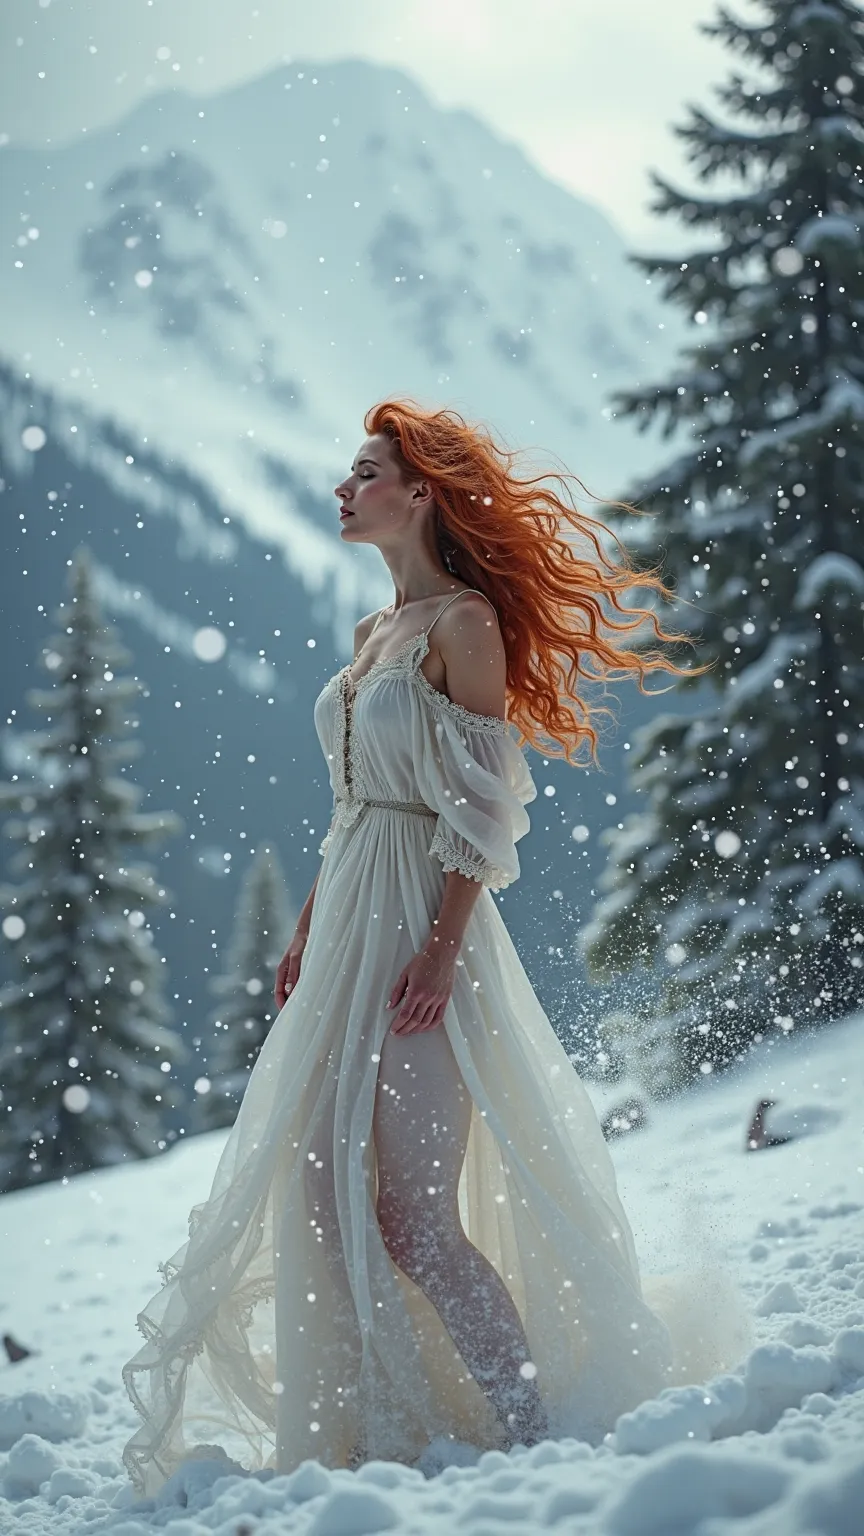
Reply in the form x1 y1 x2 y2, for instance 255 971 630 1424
373 1023 472 1219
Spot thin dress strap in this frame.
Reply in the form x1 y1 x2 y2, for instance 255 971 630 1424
424 588 496 640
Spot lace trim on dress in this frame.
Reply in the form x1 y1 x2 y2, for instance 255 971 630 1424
345 629 425 690
427 828 514 892
331 669 348 803
123 1246 276 1493
413 671 509 737
329 669 365 832
354 629 511 735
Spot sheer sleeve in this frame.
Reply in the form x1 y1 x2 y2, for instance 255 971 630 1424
411 684 537 892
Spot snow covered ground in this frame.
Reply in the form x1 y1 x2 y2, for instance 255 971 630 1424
1 1010 862 1534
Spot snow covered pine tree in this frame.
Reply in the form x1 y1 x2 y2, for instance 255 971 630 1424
581 0 864 1083
198 846 294 1132
0 546 184 1192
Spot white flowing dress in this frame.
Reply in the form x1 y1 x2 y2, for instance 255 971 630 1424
122 609 699 1498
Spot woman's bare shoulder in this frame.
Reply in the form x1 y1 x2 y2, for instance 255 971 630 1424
437 589 502 647
434 593 506 720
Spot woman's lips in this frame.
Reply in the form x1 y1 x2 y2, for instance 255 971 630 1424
339 510 355 520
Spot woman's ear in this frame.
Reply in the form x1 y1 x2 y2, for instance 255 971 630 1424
411 477 434 510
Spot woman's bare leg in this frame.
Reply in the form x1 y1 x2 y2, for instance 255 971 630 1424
373 1023 548 1447
298 1080 365 1446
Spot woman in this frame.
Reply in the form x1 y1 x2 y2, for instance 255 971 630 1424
122 400 721 1496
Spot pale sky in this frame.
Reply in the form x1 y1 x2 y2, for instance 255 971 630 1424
2 0 725 249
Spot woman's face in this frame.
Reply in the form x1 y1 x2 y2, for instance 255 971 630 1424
334 433 429 543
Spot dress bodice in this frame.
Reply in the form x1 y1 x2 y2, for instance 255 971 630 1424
315 629 511 812
312 607 537 891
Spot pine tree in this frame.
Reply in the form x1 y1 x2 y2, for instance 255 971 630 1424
198 846 293 1131
581 0 864 1085
0 547 185 1190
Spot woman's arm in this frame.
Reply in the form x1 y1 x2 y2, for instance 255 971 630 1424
425 871 484 954
274 870 320 1008
388 871 483 1035
295 870 320 936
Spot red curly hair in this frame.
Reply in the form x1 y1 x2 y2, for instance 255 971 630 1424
365 398 714 769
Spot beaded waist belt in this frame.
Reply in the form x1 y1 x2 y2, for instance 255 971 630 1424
335 795 437 819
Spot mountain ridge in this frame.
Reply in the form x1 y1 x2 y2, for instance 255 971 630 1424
1 55 682 604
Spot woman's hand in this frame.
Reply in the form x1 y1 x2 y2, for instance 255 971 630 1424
274 926 309 1011
387 944 457 1035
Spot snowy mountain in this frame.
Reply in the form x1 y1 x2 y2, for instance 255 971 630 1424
2 58 680 567
0 60 688 1074
0 1010 862 1531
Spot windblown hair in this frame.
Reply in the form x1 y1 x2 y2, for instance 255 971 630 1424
365 398 715 769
